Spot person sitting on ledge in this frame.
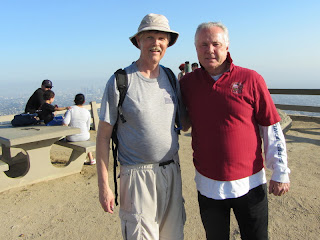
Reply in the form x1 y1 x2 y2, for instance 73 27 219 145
62 93 96 165
25 79 53 114
39 90 70 126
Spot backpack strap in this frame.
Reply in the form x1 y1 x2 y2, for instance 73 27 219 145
111 68 128 206
161 66 182 134
115 69 128 124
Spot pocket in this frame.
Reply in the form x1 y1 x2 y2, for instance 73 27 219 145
119 170 134 212
246 184 267 206
182 197 187 225
120 210 142 240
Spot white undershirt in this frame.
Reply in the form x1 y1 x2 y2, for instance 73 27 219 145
195 122 291 200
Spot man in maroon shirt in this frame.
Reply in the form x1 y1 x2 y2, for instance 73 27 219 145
180 22 290 240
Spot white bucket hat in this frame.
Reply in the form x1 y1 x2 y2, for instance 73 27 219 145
129 13 179 48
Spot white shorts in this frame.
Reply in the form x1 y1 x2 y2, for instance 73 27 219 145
119 159 186 240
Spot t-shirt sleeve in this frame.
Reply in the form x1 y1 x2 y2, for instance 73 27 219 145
63 109 71 125
99 74 119 126
253 74 281 126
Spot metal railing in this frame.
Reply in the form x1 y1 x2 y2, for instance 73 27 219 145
269 89 320 113
1 90 319 125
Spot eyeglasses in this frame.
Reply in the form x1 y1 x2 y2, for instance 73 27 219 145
45 86 52 89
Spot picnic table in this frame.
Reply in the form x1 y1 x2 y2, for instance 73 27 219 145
0 124 82 193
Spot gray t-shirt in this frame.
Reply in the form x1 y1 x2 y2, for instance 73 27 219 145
100 63 179 165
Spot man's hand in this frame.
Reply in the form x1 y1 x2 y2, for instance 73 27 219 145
99 187 115 214
269 180 290 196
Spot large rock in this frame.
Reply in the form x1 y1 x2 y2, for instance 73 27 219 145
277 108 292 133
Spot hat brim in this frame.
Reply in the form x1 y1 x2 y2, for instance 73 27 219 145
129 30 179 49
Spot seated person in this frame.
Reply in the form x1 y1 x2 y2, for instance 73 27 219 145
62 93 96 165
25 79 53 114
39 90 70 125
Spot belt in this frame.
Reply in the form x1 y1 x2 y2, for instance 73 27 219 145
159 159 174 167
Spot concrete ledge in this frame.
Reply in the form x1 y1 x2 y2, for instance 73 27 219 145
277 109 292 133
0 160 9 172
55 140 96 154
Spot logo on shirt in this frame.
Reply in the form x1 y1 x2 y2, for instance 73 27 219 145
230 82 243 94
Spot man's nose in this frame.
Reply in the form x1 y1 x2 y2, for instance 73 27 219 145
207 44 215 54
153 38 161 45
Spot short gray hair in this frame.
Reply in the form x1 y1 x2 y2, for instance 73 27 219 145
195 22 229 46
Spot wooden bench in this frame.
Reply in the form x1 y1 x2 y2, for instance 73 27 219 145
54 140 96 164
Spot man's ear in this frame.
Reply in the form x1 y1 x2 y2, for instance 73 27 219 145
135 36 141 49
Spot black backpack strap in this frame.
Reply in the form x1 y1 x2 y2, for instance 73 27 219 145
111 68 128 206
115 69 128 124
161 66 182 134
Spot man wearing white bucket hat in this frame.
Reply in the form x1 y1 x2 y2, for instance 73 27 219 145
96 14 185 239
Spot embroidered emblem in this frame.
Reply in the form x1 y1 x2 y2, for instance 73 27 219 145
231 82 243 94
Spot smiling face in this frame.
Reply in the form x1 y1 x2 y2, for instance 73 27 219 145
136 31 169 65
195 26 229 75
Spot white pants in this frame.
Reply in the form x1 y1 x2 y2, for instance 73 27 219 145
119 159 186 240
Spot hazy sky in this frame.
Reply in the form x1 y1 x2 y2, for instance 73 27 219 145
1 0 319 96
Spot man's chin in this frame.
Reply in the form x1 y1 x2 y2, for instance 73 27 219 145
203 63 218 70
149 55 163 63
